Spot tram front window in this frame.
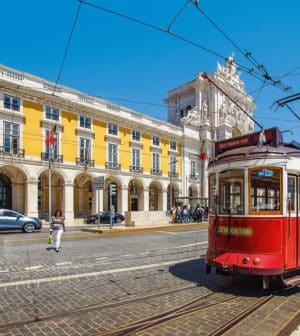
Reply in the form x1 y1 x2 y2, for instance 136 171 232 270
250 167 281 213
220 180 244 215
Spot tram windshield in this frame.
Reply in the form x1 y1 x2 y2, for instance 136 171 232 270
250 167 281 213
209 167 283 215
220 179 244 215
210 169 245 215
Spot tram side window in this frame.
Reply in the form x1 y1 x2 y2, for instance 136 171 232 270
288 176 296 212
220 180 244 215
250 168 281 212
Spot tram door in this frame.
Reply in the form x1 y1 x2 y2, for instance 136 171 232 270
287 175 299 268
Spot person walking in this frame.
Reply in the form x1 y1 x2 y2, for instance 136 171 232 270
50 209 65 252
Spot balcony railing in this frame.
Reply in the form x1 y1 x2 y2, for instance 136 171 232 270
151 169 162 176
0 146 24 157
41 152 63 162
105 162 121 170
76 158 95 167
189 174 199 180
168 172 178 178
130 166 143 173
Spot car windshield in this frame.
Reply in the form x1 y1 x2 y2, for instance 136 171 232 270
3 210 21 217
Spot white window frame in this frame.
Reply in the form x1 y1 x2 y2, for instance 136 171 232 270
45 106 59 122
79 115 91 129
108 123 118 136
3 95 20 112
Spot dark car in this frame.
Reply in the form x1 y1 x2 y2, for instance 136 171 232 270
0 209 42 233
85 212 125 224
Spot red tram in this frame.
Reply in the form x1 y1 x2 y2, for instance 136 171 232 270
205 127 300 288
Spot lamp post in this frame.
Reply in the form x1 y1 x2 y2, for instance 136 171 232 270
169 159 178 221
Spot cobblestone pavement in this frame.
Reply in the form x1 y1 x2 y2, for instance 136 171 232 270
0 227 299 336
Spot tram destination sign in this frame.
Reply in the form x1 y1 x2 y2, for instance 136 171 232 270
257 169 274 178
215 127 283 156
92 176 104 189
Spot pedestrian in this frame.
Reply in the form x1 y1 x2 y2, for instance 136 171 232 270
182 205 189 223
195 204 204 222
50 209 65 252
171 206 177 223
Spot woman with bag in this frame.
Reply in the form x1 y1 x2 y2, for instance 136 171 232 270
50 209 65 252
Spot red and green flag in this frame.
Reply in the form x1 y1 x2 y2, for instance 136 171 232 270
200 140 207 161
45 124 57 147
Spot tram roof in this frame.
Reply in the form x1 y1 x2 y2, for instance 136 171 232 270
211 127 300 164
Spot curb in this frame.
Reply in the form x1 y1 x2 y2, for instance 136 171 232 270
81 222 208 235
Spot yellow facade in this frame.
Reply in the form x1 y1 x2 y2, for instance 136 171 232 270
142 133 151 174
93 120 106 166
119 127 131 170
61 110 77 162
23 100 43 158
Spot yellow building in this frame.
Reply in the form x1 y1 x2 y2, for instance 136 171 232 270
0 56 254 226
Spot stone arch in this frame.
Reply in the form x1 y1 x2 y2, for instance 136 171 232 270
0 165 27 213
188 184 198 198
149 181 163 211
73 172 94 218
128 178 145 211
105 176 122 213
168 181 180 209
38 169 65 218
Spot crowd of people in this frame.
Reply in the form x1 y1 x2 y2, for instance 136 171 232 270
171 204 206 224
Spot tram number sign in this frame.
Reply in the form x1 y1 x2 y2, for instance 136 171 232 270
92 176 104 189
257 169 273 178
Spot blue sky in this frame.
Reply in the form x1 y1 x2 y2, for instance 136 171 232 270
1 0 300 142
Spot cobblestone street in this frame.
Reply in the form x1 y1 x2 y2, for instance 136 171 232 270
0 227 299 335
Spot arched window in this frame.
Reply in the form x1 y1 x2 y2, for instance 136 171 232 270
0 174 12 209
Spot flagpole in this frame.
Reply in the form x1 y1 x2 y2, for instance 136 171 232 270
48 145 52 226
46 124 57 225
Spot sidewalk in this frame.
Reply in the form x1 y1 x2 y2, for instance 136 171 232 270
81 221 209 235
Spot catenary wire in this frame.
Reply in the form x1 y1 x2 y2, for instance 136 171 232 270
54 0 83 90
189 1 292 92
167 0 190 32
78 0 270 85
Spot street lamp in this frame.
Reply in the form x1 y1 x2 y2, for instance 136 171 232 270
169 159 178 220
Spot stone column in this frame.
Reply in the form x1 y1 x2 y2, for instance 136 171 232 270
143 187 149 211
95 189 104 213
162 188 168 212
25 180 38 217
194 84 202 110
64 183 74 226
201 160 208 199
121 186 128 214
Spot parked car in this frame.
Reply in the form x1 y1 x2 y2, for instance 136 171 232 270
0 209 42 233
85 212 125 224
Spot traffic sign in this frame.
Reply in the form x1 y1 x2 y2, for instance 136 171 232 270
92 176 104 189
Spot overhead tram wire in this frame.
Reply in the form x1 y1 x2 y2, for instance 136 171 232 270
78 0 268 85
202 72 263 130
167 0 190 32
189 0 292 93
53 0 83 92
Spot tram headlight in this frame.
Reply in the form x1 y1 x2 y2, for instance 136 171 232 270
253 257 261 265
242 257 250 264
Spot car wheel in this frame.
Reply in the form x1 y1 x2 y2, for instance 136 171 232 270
23 222 35 233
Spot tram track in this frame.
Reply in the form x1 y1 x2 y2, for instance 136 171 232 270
0 277 234 333
94 293 275 336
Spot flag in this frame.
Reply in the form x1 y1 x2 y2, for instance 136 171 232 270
200 140 207 161
45 124 57 147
